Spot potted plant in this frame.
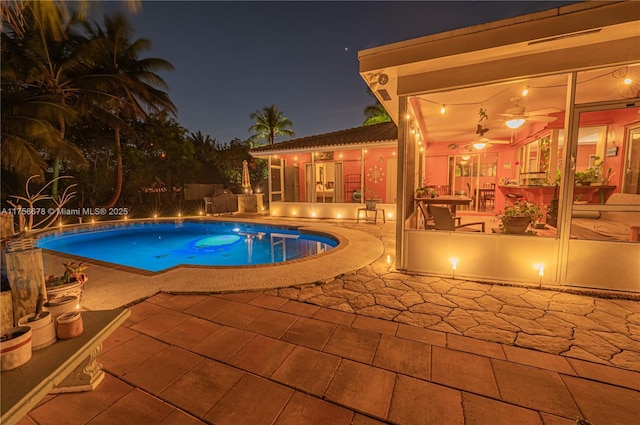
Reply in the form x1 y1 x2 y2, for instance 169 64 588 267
496 198 541 234
575 168 598 186
416 186 438 198
45 261 88 302
364 188 381 210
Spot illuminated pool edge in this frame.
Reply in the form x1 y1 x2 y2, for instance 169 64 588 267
34 218 342 274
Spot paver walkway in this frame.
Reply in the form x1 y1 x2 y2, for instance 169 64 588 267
19 219 640 424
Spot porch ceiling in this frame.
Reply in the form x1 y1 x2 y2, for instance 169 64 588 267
358 1 640 147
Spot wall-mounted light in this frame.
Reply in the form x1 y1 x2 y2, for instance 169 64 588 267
450 258 458 279
473 142 486 150
624 77 632 85
506 119 525 129
461 155 471 161
521 86 529 97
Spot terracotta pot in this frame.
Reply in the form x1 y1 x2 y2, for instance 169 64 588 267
56 311 83 339
1 326 32 370
502 216 531 234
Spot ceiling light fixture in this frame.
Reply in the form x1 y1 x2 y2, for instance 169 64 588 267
506 118 525 129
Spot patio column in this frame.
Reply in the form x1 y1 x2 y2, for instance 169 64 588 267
397 95 414 270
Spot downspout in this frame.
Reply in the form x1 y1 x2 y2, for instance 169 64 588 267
360 148 365 203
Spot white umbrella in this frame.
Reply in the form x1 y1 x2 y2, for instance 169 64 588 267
241 160 252 194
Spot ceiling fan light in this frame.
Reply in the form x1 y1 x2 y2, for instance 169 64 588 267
473 142 486 150
506 118 525 129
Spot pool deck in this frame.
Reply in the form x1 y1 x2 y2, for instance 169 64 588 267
21 217 640 425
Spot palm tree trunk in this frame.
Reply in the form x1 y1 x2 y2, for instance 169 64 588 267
103 125 123 208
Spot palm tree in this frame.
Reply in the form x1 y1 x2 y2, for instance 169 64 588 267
248 105 294 145
363 88 391 126
80 13 176 208
188 130 217 161
1 3 88 193
1 0 141 40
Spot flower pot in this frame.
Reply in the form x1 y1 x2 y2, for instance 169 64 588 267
502 216 531 234
56 311 83 339
18 311 56 350
44 295 78 322
1 326 32 370
45 278 85 304
365 199 380 210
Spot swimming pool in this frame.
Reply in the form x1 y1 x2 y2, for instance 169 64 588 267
36 220 338 272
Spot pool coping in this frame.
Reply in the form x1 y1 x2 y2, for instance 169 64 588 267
40 217 384 310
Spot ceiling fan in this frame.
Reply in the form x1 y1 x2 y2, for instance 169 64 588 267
467 137 511 150
500 97 560 128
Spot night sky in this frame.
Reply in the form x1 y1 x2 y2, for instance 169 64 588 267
91 1 580 143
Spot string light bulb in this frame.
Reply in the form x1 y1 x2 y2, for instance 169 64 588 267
440 105 446 114
521 86 529 96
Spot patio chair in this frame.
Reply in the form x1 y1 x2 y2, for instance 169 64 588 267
418 201 460 230
430 205 485 232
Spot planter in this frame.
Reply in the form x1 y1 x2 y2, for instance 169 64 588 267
45 277 86 304
18 311 56 350
502 216 531 234
365 199 381 210
1 326 32 370
56 311 83 339
44 295 78 322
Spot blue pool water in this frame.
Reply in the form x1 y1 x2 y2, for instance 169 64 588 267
36 221 338 272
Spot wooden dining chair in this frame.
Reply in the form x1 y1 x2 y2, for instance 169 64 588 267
430 205 485 232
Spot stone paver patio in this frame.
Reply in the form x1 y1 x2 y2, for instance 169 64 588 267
17 218 640 424
275 268 640 372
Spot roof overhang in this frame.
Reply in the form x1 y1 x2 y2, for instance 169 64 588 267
250 140 397 158
359 1 640 122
